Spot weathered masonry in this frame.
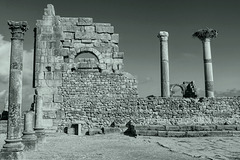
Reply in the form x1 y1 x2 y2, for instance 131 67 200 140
33 5 138 131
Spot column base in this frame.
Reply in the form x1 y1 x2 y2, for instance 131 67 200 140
1 139 25 160
22 132 38 151
1 139 24 152
0 151 25 160
34 128 46 143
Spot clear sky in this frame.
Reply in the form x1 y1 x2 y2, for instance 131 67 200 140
0 0 240 111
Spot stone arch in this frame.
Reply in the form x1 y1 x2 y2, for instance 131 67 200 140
76 47 104 63
170 84 186 97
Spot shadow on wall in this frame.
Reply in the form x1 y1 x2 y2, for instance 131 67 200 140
0 111 8 120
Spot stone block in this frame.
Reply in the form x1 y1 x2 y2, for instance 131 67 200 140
165 125 180 131
81 39 92 44
113 52 124 59
43 110 56 119
75 31 97 40
145 130 158 136
62 25 76 32
148 125 165 131
36 72 44 80
96 25 114 33
61 48 69 56
53 71 62 80
43 95 53 103
54 49 61 56
232 131 240 136
63 32 74 39
236 125 240 131
134 125 149 130
102 127 121 134
87 128 102 135
136 130 147 136
179 125 193 131
74 42 85 49
167 131 186 137
194 125 215 131
0 151 25 160
43 102 52 109
94 23 111 26
55 56 64 63
186 131 208 137
42 119 54 127
53 94 63 103
207 131 233 137
46 56 54 63
41 26 53 34
111 34 119 43
85 26 95 32
44 72 53 80
62 41 73 48
98 33 111 41
56 110 65 119
77 17 93 26
157 131 168 137
223 125 237 130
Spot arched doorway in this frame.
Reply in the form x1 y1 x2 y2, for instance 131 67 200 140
74 51 100 72
170 84 185 97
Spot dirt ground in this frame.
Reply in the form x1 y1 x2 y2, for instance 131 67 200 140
1 133 240 160
0 133 206 160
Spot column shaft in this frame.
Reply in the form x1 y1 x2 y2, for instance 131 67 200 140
1 21 28 160
158 31 170 97
202 39 214 97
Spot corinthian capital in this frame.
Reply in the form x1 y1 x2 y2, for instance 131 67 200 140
8 21 29 39
157 31 169 41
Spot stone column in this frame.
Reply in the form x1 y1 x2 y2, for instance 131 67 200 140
202 38 214 97
157 31 170 97
34 90 45 143
0 21 28 160
21 111 37 151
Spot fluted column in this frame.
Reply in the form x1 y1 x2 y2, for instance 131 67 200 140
157 31 170 97
0 21 28 160
202 38 214 97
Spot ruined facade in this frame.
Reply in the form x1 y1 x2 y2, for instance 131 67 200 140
33 5 138 131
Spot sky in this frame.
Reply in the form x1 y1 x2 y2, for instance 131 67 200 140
0 0 240 112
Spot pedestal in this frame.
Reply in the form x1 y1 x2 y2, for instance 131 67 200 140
34 128 46 143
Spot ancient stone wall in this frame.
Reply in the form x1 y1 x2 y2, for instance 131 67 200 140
33 5 137 130
134 97 240 126
56 97 240 132
33 5 240 133
56 72 138 130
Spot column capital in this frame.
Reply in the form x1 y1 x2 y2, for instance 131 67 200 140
157 31 169 41
8 21 29 40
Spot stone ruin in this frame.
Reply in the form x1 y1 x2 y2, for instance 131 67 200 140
1 4 240 159
170 81 198 98
33 4 138 131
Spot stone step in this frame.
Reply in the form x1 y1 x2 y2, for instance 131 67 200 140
135 130 240 137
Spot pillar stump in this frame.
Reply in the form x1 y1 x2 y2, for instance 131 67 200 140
34 92 46 143
0 21 28 160
21 111 37 151
157 31 170 97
